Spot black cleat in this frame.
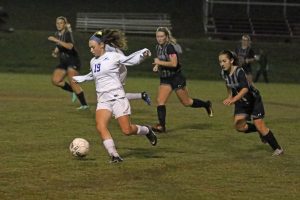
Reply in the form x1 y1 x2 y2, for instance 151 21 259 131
205 101 213 117
146 126 157 146
110 156 123 163
152 124 166 133
141 91 151 105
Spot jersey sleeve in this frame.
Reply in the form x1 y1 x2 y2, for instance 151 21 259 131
248 48 255 58
119 48 150 66
237 68 248 89
166 44 177 55
64 31 74 44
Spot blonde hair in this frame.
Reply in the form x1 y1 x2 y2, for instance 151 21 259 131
156 27 177 44
56 16 72 32
94 29 128 50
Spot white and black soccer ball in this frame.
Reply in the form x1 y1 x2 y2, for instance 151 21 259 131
69 138 89 157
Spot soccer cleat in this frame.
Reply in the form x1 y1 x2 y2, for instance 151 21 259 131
272 148 284 156
76 105 90 110
141 91 151 106
110 156 123 163
71 92 77 103
205 101 214 117
151 124 166 133
145 126 157 146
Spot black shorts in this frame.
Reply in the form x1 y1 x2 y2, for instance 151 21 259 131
56 57 81 71
160 73 186 90
234 95 265 120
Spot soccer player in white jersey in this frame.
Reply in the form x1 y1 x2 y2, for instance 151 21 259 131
105 44 151 105
73 30 157 163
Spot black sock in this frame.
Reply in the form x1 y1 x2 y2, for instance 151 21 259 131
245 123 257 133
76 92 88 106
191 98 207 108
157 105 166 127
263 130 281 150
61 82 73 92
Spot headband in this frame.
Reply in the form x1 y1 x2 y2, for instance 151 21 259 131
89 35 103 43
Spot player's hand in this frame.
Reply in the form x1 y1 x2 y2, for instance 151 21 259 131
51 51 58 58
223 97 234 106
153 58 160 65
153 64 159 73
143 50 151 57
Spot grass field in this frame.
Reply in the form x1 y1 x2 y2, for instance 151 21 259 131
0 73 299 200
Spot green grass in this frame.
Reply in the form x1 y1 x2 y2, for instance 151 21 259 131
0 73 299 200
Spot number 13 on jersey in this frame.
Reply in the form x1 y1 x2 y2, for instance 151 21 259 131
93 63 101 73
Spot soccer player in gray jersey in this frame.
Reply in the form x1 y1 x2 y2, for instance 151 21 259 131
219 50 283 156
48 16 88 110
235 34 255 84
152 27 213 133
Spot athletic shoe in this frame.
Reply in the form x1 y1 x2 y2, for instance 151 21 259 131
141 91 151 105
272 148 284 156
152 124 166 133
205 101 214 117
76 105 90 110
146 126 157 146
110 156 123 163
71 92 77 103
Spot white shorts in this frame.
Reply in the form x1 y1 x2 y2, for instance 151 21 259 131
96 98 131 119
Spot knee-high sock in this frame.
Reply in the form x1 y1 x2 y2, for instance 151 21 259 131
191 98 207 108
76 91 88 106
262 130 281 150
61 82 73 92
244 123 257 133
103 139 119 157
126 93 142 100
157 105 166 126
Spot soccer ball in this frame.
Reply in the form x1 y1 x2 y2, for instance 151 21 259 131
69 138 89 157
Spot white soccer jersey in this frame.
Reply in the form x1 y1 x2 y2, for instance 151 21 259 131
73 48 150 102
105 45 127 84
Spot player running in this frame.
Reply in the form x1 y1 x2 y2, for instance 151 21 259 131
48 16 88 110
152 27 213 133
219 50 283 156
73 30 157 163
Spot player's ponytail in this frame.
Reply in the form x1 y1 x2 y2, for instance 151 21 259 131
99 29 127 50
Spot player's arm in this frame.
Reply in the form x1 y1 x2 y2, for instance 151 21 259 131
229 69 249 104
51 47 59 58
72 71 94 83
48 32 74 50
153 45 177 68
231 88 248 104
223 86 233 105
245 49 255 64
119 48 151 66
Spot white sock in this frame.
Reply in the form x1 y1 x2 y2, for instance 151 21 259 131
136 125 150 135
126 93 142 100
103 139 119 157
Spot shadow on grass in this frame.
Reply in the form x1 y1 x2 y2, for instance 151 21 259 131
166 123 213 133
121 147 165 159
